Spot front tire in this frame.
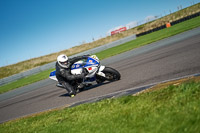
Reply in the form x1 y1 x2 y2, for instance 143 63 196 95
96 67 121 84
96 67 120 82
103 67 121 81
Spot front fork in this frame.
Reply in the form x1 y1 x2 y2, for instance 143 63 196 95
96 65 106 77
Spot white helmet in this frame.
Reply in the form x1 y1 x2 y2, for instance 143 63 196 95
57 54 69 68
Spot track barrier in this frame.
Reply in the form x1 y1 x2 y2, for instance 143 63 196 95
136 11 200 37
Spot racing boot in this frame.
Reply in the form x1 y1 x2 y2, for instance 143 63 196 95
70 94 75 98
61 82 76 97
68 89 76 97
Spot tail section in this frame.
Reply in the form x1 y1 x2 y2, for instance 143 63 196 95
49 70 58 81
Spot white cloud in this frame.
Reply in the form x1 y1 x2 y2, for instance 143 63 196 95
145 15 156 22
126 21 138 29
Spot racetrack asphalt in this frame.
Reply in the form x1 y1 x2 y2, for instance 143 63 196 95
0 27 200 123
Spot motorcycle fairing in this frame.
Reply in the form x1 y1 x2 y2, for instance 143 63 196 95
49 55 106 82
49 70 57 81
84 57 99 68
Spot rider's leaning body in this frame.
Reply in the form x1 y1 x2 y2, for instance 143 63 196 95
56 54 88 97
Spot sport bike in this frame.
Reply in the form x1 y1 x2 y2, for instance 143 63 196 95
49 55 121 91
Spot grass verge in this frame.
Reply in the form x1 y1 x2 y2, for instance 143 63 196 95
0 68 54 94
0 16 200 94
1 76 200 133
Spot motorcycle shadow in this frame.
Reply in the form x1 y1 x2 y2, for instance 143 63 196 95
59 81 111 97
83 81 111 91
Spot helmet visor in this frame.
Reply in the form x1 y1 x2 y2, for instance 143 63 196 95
60 60 68 66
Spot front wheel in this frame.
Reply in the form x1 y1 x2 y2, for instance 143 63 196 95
96 67 121 83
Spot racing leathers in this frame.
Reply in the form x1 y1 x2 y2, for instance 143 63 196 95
55 55 88 96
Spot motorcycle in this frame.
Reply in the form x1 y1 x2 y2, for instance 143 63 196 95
49 55 121 92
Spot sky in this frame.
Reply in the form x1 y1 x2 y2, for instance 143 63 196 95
0 0 199 67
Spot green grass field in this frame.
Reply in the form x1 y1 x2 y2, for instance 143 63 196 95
0 16 200 94
0 68 54 94
1 77 200 133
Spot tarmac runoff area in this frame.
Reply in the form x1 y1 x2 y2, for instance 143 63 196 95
0 27 200 123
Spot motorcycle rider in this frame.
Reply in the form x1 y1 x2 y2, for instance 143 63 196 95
56 54 89 97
